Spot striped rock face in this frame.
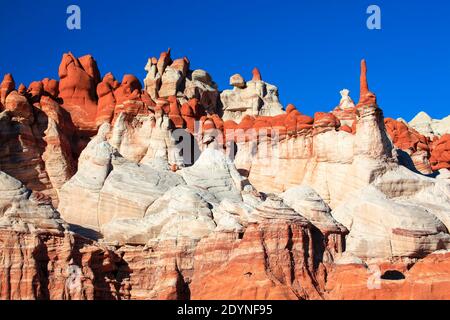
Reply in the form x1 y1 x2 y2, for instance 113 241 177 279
1 54 450 300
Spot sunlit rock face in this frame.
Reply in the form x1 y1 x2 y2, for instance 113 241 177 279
143 50 219 115
409 111 450 138
1 53 450 300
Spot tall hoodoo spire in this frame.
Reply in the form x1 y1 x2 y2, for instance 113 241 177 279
360 59 369 97
357 59 377 108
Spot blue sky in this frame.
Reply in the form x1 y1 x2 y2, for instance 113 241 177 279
0 0 449 120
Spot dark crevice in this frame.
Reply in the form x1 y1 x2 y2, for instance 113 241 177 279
381 270 405 280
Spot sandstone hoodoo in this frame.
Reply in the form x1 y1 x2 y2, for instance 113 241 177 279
1 52 450 300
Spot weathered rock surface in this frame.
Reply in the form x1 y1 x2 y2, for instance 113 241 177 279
1 54 450 300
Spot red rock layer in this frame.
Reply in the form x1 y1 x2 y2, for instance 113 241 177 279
190 220 324 300
0 213 346 300
0 230 94 300
2 224 450 300
222 106 331 143
430 134 450 170
325 251 450 300
385 118 430 153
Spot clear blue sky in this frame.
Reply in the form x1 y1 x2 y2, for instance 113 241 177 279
1 0 449 120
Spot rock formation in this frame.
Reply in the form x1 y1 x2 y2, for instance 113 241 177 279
144 50 219 114
0 84 77 205
58 53 100 134
384 117 433 174
430 134 450 171
220 69 284 122
1 53 450 300
409 111 450 138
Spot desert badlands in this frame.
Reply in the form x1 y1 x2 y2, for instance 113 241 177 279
0 50 450 300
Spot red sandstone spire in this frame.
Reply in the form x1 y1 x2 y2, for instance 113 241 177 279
357 59 377 107
360 59 369 97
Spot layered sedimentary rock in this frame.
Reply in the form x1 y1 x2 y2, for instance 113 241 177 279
1 53 450 300
281 185 348 257
0 82 77 205
332 89 357 130
325 250 450 300
0 171 85 300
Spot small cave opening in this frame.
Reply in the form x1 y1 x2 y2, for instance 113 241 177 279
381 270 405 280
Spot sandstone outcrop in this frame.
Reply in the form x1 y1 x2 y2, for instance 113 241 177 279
0 88 76 205
58 53 100 133
58 123 185 231
385 117 433 174
144 50 219 114
229 60 450 263
409 111 450 138
281 185 347 241
332 183 450 259
221 70 284 122
325 250 450 300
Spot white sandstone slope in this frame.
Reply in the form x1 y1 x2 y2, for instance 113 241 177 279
58 124 117 229
101 185 218 245
101 137 252 244
408 111 450 137
58 122 185 231
332 184 450 259
181 147 247 203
